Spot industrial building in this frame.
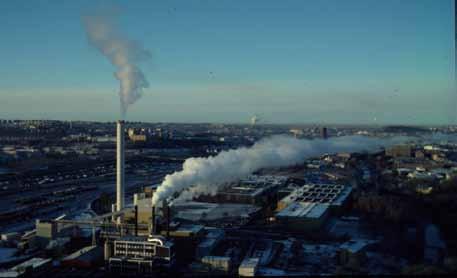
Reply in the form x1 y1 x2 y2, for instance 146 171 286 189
275 183 352 232
171 201 261 224
160 223 205 238
276 202 330 232
133 195 155 231
277 183 352 210
131 176 278 230
198 175 287 205
108 235 175 273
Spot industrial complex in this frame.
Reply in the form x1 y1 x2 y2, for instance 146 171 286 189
1 121 457 276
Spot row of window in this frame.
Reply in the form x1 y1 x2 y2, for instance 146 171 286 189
115 251 155 258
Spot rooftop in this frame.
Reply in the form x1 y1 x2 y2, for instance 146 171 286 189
276 202 329 219
279 183 351 207
11 257 52 271
116 236 174 247
220 175 287 197
173 201 260 221
62 245 100 261
174 224 205 235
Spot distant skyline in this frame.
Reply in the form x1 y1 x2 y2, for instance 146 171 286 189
0 0 455 125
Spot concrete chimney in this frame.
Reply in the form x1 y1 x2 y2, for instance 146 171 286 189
116 120 125 216
151 206 156 235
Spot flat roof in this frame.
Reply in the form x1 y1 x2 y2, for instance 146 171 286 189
11 257 51 270
116 236 149 242
276 202 329 219
173 202 260 221
219 175 287 197
279 183 351 207
116 236 174 247
175 224 205 234
62 245 99 261
332 186 352 206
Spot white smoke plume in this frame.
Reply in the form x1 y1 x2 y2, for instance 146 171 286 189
82 8 151 118
152 135 412 206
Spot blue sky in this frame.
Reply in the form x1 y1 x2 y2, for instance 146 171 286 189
0 0 454 125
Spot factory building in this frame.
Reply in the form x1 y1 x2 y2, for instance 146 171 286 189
277 183 351 211
171 201 261 224
276 202 330 232
134 196 155 230
198 175 287 206
108 235 175 273
161 223 205 238
275 183 352 232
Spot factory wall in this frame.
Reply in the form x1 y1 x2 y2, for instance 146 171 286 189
276 209 330 233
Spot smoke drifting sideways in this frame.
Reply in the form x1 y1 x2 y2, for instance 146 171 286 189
151 135 412 207
82 8 151 118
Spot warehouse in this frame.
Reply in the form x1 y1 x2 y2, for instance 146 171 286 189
276 202 330 232
277 183 352 211
198 175 287 205
171 201 261 223
275 183 352 232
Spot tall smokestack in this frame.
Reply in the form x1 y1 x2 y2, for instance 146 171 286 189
134 205 138 236
116 120 125 218
166 206 171 238
151 206 156 235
